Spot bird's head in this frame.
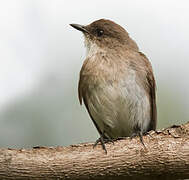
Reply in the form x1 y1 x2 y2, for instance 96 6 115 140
70 19 138 51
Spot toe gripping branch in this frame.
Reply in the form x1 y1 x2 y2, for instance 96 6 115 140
94 130 147 154
93 132 114 154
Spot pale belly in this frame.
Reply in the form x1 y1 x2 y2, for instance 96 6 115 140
85 73 151 139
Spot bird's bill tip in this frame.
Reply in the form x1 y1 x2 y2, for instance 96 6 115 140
70 23 88 33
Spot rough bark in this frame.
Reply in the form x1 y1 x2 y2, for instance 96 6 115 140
0 122 189 180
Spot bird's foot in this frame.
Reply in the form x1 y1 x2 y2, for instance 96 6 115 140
130 132 146 148
143 131 154 138
93 135 114 154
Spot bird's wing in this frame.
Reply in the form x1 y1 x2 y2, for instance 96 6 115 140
78 58 89 105
78 78 104 136
78 74 83 105
78 58 104 136
138 52 157 130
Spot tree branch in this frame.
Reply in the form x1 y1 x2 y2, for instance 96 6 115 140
0 122 189 180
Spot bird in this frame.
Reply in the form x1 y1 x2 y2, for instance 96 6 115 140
70 19 157 153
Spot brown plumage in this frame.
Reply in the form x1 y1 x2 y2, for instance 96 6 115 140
70 19 157 153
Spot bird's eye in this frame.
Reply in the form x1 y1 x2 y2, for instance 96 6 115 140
97 29 104 37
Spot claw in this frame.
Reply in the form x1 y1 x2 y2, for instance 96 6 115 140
139 132 145 147
93 135 107 154
131 132 146 148
93 132 115 154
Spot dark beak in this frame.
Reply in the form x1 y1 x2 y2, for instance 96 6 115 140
70 24 89 33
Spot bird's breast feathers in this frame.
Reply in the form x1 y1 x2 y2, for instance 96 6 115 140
78 52 152 138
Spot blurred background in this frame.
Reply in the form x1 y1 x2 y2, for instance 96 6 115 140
0 0 188 148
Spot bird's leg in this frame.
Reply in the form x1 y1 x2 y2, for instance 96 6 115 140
93 132 114 153
93 134 107 154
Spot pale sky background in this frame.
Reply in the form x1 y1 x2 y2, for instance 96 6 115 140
0 0 188 148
